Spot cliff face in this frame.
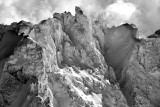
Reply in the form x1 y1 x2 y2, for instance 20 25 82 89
0 7 160 107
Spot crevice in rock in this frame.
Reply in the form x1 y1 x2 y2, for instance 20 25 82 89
102 23 143 106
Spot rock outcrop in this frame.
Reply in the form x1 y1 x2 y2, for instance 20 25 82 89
0 7 159 107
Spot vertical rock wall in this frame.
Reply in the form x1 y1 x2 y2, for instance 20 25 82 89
0 7 159 107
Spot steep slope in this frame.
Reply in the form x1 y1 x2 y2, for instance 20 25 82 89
0 7 159 107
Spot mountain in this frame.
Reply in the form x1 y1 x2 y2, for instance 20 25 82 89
0 7 160 107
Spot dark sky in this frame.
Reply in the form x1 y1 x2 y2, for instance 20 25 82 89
0 0 160 36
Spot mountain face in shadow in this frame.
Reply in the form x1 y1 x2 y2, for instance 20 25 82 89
0 7 160 107
103 24 139 79
0 30 23 61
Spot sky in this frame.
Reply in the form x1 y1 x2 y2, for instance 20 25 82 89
0 0 160 36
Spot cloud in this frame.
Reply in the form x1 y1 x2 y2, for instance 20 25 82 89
103 0 137 27
0 0 27 24
0 0 55 24
128 0 160 35
53 0 82 15
0 0 160 35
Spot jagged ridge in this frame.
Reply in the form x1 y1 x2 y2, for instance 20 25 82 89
0 7 160 107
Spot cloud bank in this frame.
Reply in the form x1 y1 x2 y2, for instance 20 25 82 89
0 0 160 35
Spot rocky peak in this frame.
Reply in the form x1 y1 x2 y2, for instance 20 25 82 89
75 6 83 15
0 7 160 107
148 29 160 38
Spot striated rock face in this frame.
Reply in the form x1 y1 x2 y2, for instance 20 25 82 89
0 7 159 107
123 34 160 107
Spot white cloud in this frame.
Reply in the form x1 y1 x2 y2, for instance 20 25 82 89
131 0 160 35
54 0 82 15
0 0 27 24
0 0 160 35
104 0 137 27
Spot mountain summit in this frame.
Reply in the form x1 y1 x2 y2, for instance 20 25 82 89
0 7 160 107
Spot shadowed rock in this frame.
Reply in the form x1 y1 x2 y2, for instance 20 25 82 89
0 30 23 61
103 24 140 81
8 77 37 107
101 24 144 106
148 29 160 38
